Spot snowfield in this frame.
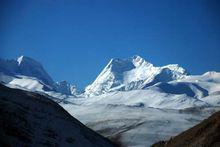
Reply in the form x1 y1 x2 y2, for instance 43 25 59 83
61 99 219 146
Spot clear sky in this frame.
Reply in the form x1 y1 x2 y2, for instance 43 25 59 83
0 0 220 89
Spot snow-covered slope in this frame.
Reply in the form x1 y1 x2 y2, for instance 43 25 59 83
0 84 116 147
0 73 53 92
60 71 220 146
85 55 188 97
168 71 220 106
0 73 78 100
61 95 220 146
63 71 220 110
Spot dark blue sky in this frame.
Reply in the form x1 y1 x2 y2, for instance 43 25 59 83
1 0 220 89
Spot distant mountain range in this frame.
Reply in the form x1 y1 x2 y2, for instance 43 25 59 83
1 55 220 146
1 55 220 102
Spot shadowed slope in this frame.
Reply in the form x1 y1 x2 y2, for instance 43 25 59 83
0 84 117 147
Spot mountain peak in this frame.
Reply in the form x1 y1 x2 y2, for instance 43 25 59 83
16 55 41 66
107 55 151 69
131 55 143 59
85 55 188 96
105 57 136 74
129 55 152 67
0 55 54 86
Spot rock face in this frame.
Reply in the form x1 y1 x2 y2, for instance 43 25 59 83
151 110 220 147
0 84 116 147
85 55 188 97
54 81 78 95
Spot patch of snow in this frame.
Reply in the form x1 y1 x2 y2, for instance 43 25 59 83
17 55 24 65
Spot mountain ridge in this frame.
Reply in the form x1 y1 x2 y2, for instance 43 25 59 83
0 55 54 86
1 55 219 99
0 55 77 96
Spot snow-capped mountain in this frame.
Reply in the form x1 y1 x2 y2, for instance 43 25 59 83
0 56 78 96
59 56 220 146
85 55 188 97
0 55 54 86
1 55 220 146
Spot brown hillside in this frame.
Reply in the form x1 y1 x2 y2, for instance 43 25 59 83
152 110 220 147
